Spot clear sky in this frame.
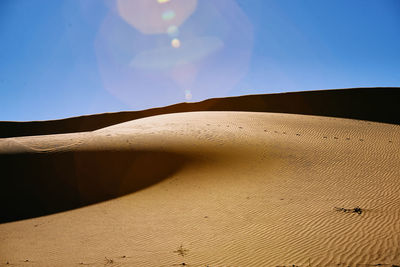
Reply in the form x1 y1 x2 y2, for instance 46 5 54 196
1 0 399 121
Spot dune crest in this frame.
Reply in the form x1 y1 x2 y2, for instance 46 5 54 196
1 87 399 138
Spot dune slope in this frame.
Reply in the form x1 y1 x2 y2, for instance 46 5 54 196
0 111 399 266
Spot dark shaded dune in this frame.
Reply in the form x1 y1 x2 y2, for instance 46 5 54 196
0 149 188 223
1 87 399 138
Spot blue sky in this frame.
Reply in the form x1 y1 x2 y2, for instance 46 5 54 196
1 0 399 121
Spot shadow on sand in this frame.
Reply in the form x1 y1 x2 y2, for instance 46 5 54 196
0 149 188 223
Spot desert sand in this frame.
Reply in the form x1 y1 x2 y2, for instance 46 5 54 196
1 90 400 266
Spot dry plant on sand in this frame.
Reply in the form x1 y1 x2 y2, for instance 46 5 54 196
174 244 189 257
334 206 363 214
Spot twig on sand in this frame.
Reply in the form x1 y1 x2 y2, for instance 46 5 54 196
334 206 363 215
173 245 189 257
104 257 114 265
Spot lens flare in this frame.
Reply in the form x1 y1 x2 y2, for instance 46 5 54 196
162 10 175 21
116 0 197 34
185 90 192 101
171 38 181 48
97 0 253 108
167 25 179 37
131 36 223 70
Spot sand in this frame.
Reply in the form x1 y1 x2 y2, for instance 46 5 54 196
0 110 399 267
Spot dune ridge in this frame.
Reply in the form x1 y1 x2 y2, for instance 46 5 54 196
1 111 399 266
1 87 399 138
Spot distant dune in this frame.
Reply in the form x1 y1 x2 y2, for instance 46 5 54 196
1 87 399 138
0 88 399 266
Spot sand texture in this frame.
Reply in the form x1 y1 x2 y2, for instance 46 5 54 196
1 110 399 267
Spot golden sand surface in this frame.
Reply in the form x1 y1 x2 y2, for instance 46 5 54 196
0 111 399 267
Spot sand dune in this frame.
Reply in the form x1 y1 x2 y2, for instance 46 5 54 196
1 87 399 138
1 108 399 266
